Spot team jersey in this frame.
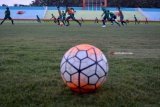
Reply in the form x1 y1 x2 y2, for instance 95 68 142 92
119 10 123 17
104 10 110 18
110 12 116 19
62 12 66 18
102 6 109 18
5 10 10 17
67 8 74 14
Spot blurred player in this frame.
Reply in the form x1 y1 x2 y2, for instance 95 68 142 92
118 7 127 26
134 15 140 24
57 7 65 25
95 17 99 23
36 15 41 23
145 17 148 24
101 2 110 27
81 17 84 23
126 19 129 23
50 14 57 23
109 11 121 27
65 7 81 26
62 11 66 23
0 7 14 25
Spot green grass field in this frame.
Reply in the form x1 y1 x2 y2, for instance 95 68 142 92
0 22 160 107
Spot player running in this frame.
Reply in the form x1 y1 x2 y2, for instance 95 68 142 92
118 7 127 26
95 17 99 23
81 17 84 23
101 2 110 27
57 7 66 25
145 17 148 24
62 11 66 23
65 7 81 26
109 11 121 27
50 14 57 23
134 15 140 24
36 15 41 23
0 7 14 25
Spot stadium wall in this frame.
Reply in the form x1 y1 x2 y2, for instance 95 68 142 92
0 6 160 21
0 7 46 20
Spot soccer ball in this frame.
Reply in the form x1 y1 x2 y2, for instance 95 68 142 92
59 22 64 26
60 44 109 93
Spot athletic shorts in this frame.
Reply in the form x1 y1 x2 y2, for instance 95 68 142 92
4 16 12 20
67 14 75 20
103 16 109 21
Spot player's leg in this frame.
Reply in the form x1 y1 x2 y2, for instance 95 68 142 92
120 16 125 26
74 19 81 26
121 16 127 26
65 16 71 26
62 17 66 25
96 18 99 23
37 18 41 23
9 17 14 25
145 19 148 24
114 19 121 27
0 17 7 25
122 21 127 25
53 17 57 23
110 18 114 25
102 16 107 27
81 17 84 23
123 21 127 25
36 15 41 23
57 17 61 25
58 16 65 25
135 19 136 24
135 19 138 24
72 16 81 26
51 15 57 23
122 17 127 25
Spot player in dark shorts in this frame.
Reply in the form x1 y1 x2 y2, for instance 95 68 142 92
101 2 110 27
0 7 14 25
109 11 121 27
134 15 140 24
118 7 127 26
62 11 66 24
81 17 84 23
145 17 148 24
65 7 81 26
57 7 66 25
50 14 57 23
36 15 41 23
95 17 99 23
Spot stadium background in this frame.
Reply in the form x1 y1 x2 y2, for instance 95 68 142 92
0 0 160 21
0 6 160 21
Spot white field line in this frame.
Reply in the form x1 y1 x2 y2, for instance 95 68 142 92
112 52 134 55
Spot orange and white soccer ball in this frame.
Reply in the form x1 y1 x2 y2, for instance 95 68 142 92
60 44 109 93
59 22 64 26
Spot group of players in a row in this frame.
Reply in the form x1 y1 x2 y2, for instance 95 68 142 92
49 2 127 27
0 2 137 27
